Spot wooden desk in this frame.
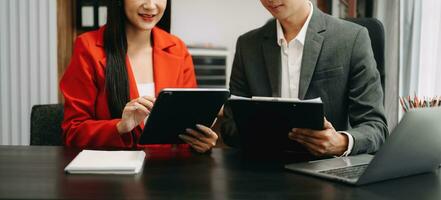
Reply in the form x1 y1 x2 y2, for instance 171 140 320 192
0 146 440 199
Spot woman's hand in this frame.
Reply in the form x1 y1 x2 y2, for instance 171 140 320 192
116 96 155 134
179 124 218 153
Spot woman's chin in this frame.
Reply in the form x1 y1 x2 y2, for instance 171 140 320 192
132 23 156 32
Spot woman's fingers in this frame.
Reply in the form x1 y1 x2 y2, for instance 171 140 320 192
137 96 155 110
180 125 218 153
118 97 155 134
131 102 150 115
185 128 215 146
140 96 156 103
179 134 210 152
196 124 217 138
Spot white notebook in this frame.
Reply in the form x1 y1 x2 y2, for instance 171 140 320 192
64 150 146 174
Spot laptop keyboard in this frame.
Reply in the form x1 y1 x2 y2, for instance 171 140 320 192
318 164 368 179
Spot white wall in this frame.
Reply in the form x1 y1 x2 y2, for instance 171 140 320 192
417 0 441 96
171 0 272 80
0 0 58 145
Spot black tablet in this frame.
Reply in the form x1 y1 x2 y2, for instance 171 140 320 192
228 97 324 154
139 88 230 144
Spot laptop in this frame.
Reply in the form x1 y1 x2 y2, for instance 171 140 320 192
285 107 441 185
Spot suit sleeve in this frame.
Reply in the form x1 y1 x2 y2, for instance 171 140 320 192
60 37 128 148
346 28 389 154
221 36 251 147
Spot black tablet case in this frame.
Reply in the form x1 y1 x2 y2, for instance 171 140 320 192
139 89 229 144
228 99 324 155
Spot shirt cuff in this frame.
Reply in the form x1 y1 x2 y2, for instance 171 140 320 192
337 131 354 157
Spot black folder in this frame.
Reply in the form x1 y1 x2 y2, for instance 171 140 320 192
228 97 324 155
139 88 230 144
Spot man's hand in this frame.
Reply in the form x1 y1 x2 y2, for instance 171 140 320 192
288 118 348 157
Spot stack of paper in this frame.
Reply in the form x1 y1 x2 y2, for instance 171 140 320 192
251 96 323 103
230 95 323 103
64 150 146 174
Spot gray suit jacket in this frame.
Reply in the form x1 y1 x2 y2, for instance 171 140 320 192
221 8 388 155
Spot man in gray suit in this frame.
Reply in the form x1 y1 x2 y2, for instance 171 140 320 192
221 0 388 157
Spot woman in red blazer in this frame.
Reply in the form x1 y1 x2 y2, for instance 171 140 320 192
60 0 218 152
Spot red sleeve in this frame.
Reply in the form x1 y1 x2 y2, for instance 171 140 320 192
60 37 128 149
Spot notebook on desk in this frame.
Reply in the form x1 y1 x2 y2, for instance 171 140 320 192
228 96 324 155
285 107 441 185
64 150 146 174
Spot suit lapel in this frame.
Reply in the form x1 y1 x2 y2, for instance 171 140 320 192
152 50 181 96
298 8 326 99
151 28 179 96
262 20 282 97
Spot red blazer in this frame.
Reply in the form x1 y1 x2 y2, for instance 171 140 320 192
60 27 197 149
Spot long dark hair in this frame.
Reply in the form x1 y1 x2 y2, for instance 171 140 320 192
104 0 129 118
104 0 171 118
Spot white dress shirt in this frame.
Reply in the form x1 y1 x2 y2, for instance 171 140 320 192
276 1 353 156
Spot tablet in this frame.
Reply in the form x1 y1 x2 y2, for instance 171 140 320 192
228 97 324 154
139 88 230 144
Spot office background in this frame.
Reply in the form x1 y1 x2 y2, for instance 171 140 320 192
0 0 440 145
0 0 58 145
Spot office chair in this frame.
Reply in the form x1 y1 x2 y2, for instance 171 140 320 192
30 104 64 146
346 18 385 94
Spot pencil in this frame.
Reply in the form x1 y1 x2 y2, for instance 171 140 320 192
399 98 406 112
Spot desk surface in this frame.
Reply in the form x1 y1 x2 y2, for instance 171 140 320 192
0 146 440 200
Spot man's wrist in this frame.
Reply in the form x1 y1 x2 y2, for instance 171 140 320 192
337 131 354 156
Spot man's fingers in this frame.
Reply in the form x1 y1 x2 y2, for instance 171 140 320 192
291 128 323 139
324 117 334 129
289 132 322 145
293 136 326 156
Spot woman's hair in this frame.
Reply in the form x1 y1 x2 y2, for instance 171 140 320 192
103 0 170 118
104 0 129 118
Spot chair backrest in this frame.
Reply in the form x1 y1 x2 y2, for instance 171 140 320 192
30 104 64 146
346 18 385 94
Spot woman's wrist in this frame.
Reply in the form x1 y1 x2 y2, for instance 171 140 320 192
116 121 129 134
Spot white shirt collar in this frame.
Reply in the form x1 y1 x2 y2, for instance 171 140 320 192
277 1 313 46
